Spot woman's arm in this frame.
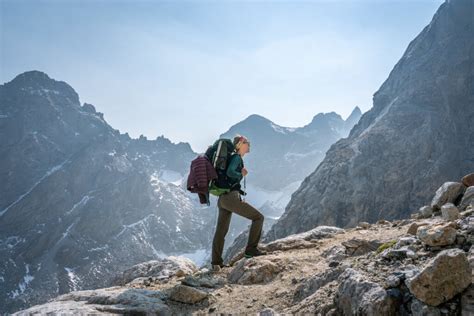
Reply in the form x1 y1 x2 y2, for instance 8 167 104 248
226 155 243 181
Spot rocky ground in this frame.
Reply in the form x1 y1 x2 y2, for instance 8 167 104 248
12 177 474 315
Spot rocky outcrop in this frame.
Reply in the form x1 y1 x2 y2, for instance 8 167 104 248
267 0 474 240
335 268 399 315
113 256 198 286
227 258 282 285
12 287 170 315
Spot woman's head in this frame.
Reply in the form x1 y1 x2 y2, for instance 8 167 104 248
233 134 250 156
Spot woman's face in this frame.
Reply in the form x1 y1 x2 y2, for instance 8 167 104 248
239 141 250 155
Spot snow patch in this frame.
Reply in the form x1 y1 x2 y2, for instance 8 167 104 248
9 264 34 298
64 267 79 291
65 195 92 215
0 158 70 217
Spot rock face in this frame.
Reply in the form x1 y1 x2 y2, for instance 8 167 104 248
267 0 474 240
0 71 215 314
406 249 471 306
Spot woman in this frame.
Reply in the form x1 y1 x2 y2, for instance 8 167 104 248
211 134 266 271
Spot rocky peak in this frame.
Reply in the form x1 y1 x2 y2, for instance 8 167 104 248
4 70 81 107
266 0 474 239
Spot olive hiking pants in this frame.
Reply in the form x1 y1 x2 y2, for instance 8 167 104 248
211 190 264 265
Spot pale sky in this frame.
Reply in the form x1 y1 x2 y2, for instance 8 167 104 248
1 0 444 152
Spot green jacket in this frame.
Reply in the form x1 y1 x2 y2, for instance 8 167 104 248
226 153 244 190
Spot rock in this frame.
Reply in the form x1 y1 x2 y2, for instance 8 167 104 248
335 268 399 315
114 256 198 285
418 205 433 219
395 237 419 248
461 284 474 316
358 222 371 229
181 274 226 288
385 274 401 288
462 173 474 187
13 287 170 315
342 238 382 256
410 298 441 316
321 245 347 262
441 203 459 221
168 284 208 304
416 223 457 247
263 226 344 252
459 186 474 211
259 308 276 316
406 249 471 306
293 264 349 302
407 222 429 235
381 246 417 261
377 219 391 225
430 182 466 211
461 206 474 218
228 258 282 285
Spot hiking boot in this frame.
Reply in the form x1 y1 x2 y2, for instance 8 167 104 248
244 248 267 258
211 263 229 272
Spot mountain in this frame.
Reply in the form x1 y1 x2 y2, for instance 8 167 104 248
0 71 215 314
216 107 361 250
220 107 361 192
266 0 474 240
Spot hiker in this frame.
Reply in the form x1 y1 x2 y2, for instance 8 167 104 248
211 135 266 271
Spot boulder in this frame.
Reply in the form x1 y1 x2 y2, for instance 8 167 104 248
462 173 474 187
418 206 433 219
461 284 474 316
407 222 429 235
440 203 459 221
167 284 208 304
406 249 471 306
263 226 344 252
293 264 349 302
13 287 170 315
114 256 198 285
181 273 226 288
335 268 399 315
342 238 382 256
416 223 457 247
430 182 465 211
228 258 282 285
410 298 441 316
459 186 474 211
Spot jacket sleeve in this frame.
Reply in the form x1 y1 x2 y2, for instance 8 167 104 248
226 155 243 181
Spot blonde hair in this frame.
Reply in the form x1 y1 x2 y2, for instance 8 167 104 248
233 134 248 151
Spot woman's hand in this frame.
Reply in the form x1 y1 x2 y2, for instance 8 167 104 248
241 167 248 176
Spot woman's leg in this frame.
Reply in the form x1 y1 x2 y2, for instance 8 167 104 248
219 191 264 254
211 198 232 265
